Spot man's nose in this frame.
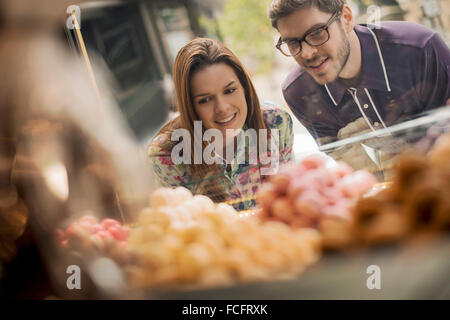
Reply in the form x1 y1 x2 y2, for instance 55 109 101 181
299 41 318 60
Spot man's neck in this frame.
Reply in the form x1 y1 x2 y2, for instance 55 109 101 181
338 71 362 88
339 29 362 80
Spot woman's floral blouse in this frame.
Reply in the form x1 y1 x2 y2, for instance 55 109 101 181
148 102 294 211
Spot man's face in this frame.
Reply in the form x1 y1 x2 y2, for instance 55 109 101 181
277 6 350 85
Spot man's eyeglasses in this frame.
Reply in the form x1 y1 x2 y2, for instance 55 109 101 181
276 11 341 57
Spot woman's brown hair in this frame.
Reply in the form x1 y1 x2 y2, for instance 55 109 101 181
153 38 266 202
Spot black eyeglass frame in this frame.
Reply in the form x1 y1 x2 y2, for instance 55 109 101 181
276 11 341 57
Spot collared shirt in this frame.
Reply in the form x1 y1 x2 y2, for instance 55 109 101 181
282 21 450 144
148 102 294 210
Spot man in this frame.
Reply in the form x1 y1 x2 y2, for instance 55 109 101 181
268 0 450 146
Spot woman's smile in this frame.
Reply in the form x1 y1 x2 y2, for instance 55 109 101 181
215 112 237 126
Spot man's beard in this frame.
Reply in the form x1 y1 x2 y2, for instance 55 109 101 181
305 24 351 84
333 25 351 81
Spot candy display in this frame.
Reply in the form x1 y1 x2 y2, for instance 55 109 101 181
57 216 131 264
126 187 321 290
53 133 450 293
352 133 450 246
257 154 377 249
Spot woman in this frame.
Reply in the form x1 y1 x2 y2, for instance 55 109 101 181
148 38 293 210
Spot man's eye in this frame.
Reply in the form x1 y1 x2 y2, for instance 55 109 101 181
308 28 325 39
287 40 300 49
225 88 236 94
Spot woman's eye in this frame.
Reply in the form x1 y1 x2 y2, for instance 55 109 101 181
198 97 210 104
225 88 236 94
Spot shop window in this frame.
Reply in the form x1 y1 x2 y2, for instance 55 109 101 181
67 2 168 141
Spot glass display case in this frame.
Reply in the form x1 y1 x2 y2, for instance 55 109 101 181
166 106 450 212
318 106 450 181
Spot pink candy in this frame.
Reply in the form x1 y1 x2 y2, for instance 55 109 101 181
58 216 129 248
322 203 352 220
258 155 377 229
107 225 128 241
294 189 324 218
271 198 295 222
101 218 121 230
336 170 378 198
328 161 353 180
300 154 326 170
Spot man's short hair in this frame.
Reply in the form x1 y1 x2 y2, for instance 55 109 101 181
268 0 346 29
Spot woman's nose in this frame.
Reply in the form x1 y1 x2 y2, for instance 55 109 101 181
215 95 231 114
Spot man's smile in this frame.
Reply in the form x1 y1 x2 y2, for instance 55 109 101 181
306 56 329 72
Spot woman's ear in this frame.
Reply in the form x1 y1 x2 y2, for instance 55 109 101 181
340 4 354 34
